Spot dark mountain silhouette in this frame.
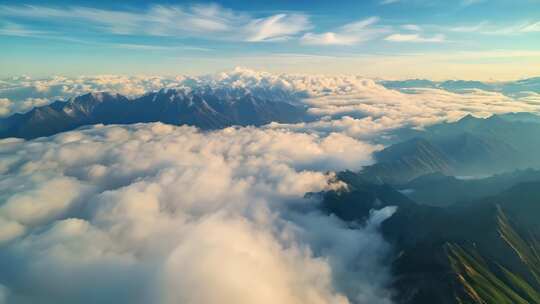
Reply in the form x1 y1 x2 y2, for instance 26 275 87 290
0 89 307 139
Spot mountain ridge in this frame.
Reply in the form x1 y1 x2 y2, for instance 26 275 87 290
0 88 307 139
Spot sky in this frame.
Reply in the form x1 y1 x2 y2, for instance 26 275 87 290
0 0 539 80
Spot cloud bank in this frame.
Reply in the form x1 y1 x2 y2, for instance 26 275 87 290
3 69 539 140
0 123 396 304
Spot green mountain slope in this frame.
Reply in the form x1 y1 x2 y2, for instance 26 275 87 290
448 208 540 304
321 173 540 304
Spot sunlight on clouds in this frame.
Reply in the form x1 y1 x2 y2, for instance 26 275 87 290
0 123 393 304
2 68 540 303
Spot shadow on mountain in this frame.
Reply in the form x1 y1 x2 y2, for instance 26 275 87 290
319 161 540 304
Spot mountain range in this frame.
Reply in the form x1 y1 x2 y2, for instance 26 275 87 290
381 77 540 96
321 171 540 304
358 113 540 184
319 112 540 303
0 88 306 139
3 85 540 303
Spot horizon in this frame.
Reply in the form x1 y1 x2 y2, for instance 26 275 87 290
3 66 540 82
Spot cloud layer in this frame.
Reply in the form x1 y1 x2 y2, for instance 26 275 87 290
0 123 396 304
2 68 540 303
3 69 540 139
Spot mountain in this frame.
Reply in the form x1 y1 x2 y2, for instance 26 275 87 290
359 138 454 184
318 171 416 222
0 88 307 139
380 79 496 93
383 182 540 304
381 77 540 95
398 169 540 207
497 112 540 124
360 113 540 184
321 171 540 304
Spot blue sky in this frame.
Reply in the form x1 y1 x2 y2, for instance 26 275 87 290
0 0 539 79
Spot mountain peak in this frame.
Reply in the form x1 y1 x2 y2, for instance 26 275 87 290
457 113 478 122
74 92 118 103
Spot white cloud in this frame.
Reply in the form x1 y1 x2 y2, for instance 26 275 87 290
301 17 386 46
385 33 445 42
0 123 393 304
300 32 359 45
401 24 421 31
2 68 540 303
520 21 540 33
3 68 540 127
246 14 311 42
447 20 540 35
0 4 311 43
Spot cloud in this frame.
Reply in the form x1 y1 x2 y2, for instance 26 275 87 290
2 68 540 303
300 17 386 45
3 68 540 127
520 21 540 33
0 4 310 43
0 123 395 304
385 33 445 42
447 20 540 35
300 32 359 46
380 0 400 4
401 24 421 31
246 14 311 42
449 21 489 33
0 22 48 37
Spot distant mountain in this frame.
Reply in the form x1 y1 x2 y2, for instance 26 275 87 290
0 88 307 139
399 169 540 207
321 172 540 304
381 77 540 95
360 113 540 184
359 138 454 184
381 79 438 90
497 112 540 124
381 79 496 93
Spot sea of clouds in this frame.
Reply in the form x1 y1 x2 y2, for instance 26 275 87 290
0 124 393 304
2 68 540 142
1 68 540 303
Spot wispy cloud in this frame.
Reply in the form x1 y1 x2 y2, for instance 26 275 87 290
246 14 311 42
380 0 400 5
520 21 540 33
0 22 48 37
300 17 387 46
449 21 489 33
0 4 311 42
401 24 422 31
448 20 540 35
385 33 445 43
